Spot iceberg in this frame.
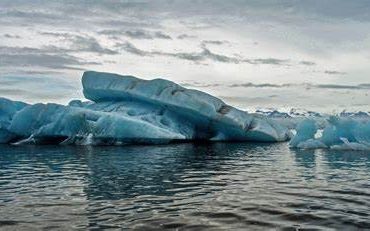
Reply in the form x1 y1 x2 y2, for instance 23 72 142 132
0 71 292 145
290 116 370 150
0 98 28 143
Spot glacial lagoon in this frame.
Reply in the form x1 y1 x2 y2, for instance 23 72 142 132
1 143 369 230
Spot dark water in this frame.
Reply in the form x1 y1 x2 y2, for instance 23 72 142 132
0 143 369 230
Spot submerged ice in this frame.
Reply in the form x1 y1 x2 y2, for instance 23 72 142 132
0 71 292 145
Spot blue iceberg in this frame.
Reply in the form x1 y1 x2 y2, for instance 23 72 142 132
290 116 370 150
0 71 292 145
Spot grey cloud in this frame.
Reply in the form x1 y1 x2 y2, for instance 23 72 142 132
184 81 370 90
118 41 241 63
125 30 154 39
202 40 228 45
2 9 62 20
251 58 289 65
98 20 159 29
2 70 63 76
154 31 171 39
40 32 118 55
229 83 370 90
3 34 21 39
117 42 152 56
180 82 221 88
1 54 86 70
0 76 74 89
38 31 74 38
0 46 101 71
99 29 172 40
117 41 289 65
229 83 293 88
69 36 118 55
300 61 316 66
2 1 370 28
324 70 347 75
0 75 79 102
316 84 360 89
177 34 197 39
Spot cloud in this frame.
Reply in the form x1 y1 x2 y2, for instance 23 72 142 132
99 29 172 40
201 40 229 45
125 30 154 39
0 75 79 102
1 53 86 70
39 32 118 55
177 34 197 39
228 83 293 88
117 41 289 65
300 61 316 66
183 81 370 90
229 83 370 90
69 36 118 54
117 42 152 56
153 31 171 39
316 84 361 89
180 82 221 88
2 70 63 75
0 46 101 72
324 70 347 75
3 34 21 39
250 58 289 65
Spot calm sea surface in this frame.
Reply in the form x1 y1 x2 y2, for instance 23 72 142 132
0 143 369 230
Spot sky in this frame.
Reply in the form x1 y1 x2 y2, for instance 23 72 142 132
0 0 369 113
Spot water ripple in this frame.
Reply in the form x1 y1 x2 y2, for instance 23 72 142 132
0 143 369 230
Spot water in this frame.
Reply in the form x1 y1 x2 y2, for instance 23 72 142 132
0 143 369 230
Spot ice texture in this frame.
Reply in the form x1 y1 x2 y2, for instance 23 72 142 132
290 116 370 150
0 71 291 145
0 98 27 143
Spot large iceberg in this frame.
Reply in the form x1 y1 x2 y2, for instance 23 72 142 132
0 71 291 145
290 116 370 150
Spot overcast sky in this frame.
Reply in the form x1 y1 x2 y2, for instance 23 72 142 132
0 0 369 112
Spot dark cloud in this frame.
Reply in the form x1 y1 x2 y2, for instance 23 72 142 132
116 41 237 62
3 34 21 39
117 42 152 56
1 53 86 70
2 9 62 21
229 83 293 88
69 36 118 54
2 70 63 75
250 58 289 65
183 81 370 90
202 40 228 45
324 70 347 75
154 31 171 39
180 82 221 88
125 30 154 39
316 84 360 89
177 34 197 39
97 20 158 29
2 0 370 29
300 61 316 66
229 82 370 90
38 31 75 38
117 41 289 65
0 46 101 71
98 29 172 40
40 32 118 55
